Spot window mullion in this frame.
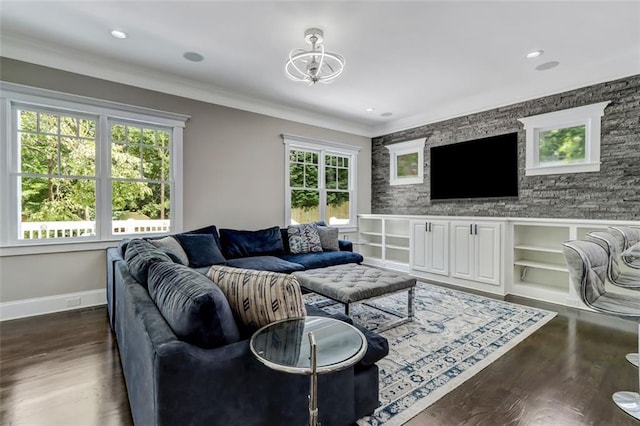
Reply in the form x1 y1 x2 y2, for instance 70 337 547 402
319 150 327 223
97 116 111 239
171 126 183 233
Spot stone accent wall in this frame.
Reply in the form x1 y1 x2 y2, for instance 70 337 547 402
372 74 640 220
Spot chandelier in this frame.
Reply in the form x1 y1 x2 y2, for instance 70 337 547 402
285 28 345 85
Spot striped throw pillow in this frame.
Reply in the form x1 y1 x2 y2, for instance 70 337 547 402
207 265 306 333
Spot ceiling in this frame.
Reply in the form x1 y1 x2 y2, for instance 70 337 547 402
1 1 639 137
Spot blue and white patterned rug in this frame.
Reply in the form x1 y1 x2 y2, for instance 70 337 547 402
304 281 556 425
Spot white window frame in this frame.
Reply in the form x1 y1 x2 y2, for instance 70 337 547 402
0 82 189 253
386 138 425 186
282 133 359 229
518 101 610 176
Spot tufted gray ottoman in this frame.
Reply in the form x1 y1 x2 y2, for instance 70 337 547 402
293 264 416 331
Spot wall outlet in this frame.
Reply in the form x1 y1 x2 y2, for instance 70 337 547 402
66 296 81 307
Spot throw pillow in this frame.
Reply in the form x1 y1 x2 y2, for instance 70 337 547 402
207 265 307 334
317 226 340 251
288 223 323 254
148 262 240 348
174 233 226 268
124 239 173 285
149 236 189 265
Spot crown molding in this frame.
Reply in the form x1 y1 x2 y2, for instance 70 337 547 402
0 35 374 137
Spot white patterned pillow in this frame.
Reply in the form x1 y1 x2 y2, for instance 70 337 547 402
288 223 323 254
206 265 307 333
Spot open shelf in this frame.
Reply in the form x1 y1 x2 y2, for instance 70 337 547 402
513 259 568 272
514 244 563 254
385 233 410 239
386 244 410 251
358 215 411 272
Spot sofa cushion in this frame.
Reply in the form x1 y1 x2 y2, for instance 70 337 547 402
317 226 340 251
279 251 363 269
219 226 284 259
288 223 323 254
226 256 305 273
148 236 189 265
207 265 306 335
174 233 226 268
148 262 240 348
124 239 173 285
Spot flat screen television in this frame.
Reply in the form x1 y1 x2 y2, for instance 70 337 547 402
430 132 518 200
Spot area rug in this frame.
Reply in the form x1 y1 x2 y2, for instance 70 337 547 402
304 281 556 426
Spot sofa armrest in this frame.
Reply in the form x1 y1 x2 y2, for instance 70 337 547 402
338 239 353 252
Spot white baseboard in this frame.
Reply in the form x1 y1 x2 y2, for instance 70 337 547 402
0 289 106 321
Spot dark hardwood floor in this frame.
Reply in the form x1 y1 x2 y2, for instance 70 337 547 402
0 295 637 425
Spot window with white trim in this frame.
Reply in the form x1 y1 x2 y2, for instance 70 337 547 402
283 134 359 228
0 83 188 246
385 138 425 186
518 101 610 176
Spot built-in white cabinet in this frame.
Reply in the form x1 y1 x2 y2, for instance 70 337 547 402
358 214 640 309
450 221 501 286
410 220 449 276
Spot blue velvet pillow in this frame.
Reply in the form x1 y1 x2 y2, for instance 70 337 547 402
174 233 226 268
148 262 240 348
124 239 173 285
185 225 222 251
219 226 284 259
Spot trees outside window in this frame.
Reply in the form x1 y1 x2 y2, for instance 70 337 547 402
283 135 358 228
519 101 610 176
1 83 187 246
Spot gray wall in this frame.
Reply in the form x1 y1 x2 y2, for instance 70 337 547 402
0 58 371 303
372 75 640 220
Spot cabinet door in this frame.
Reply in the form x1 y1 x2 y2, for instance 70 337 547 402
474 222 501 285
427 221 449 276
451 222 474 280
410 222 428 272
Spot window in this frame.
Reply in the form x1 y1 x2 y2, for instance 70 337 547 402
518 101 610 176
385 138 425 185
283 134 359 228
0 82 189 247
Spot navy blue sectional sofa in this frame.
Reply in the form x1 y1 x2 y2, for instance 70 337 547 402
106 224 386 426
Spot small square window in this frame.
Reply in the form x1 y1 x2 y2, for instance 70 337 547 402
386 138 426 186
518 101 610 176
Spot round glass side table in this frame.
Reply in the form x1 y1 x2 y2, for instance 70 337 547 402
250 316 367 426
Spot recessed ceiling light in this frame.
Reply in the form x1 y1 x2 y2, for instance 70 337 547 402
365 107 375 113
110 29 128 39
536 61 560 71
381 112 393 117
525 49 544 59
183 52 204 62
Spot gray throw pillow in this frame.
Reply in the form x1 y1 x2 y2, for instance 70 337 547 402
317 226 340 251
149 236 189 265
288 223 323 254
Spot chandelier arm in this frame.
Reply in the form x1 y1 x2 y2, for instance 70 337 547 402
288 50 309 81
317 44 325 79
